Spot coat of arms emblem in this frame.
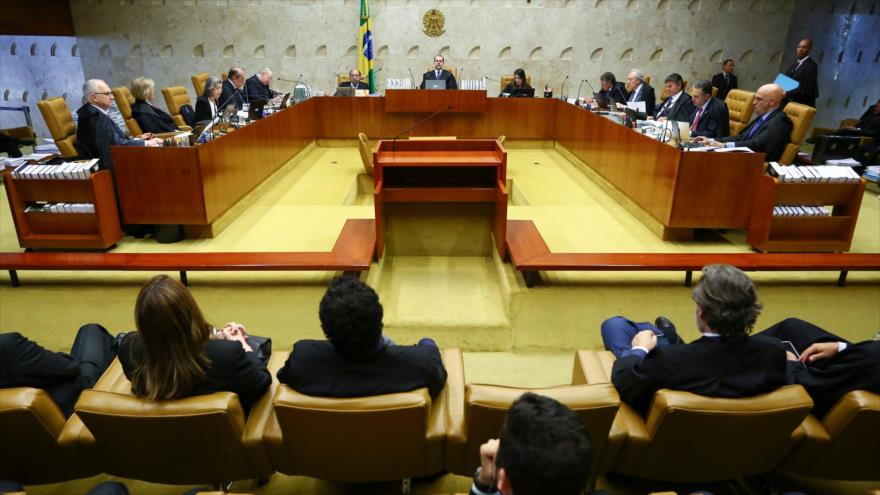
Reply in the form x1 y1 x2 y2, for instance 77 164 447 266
423 9 445 37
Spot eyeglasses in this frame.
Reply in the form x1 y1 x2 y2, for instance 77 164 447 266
94 91 113 97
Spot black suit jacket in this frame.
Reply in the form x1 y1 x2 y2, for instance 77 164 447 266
277 340 448 398
194 96 217 123
245 75 274 102
119 336 271 412
690 97 730 138
131 100 178 133
219 79 244 110
784 56 819 107
611 334 786 416
711 72 738 101
342 81 370 90
655 91 695 122
720 108 792 162
0 332 79 414
76 104 144 174
597 82 629 107
420 69 458 90
627 83 656 117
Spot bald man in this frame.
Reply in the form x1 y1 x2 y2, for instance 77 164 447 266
784 38 819 107
697 84 792 162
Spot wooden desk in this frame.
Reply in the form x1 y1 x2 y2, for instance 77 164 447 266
373 139 507 257
385 89 488 113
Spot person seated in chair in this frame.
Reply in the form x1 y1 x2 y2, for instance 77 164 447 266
654 73 695 122
600 264 786 416
688 79 730 139
220 67 246 110
277 275 447 398
245 67 278 102
130 77 180 134
195 76 223 123
344 69 370 90
585 72 628 109
420 54 458 89
500 68 533 97
624 68 656 117
117 275 271 412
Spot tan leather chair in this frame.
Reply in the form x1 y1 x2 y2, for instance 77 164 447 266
783 390 880 481
264 349 461 482
161 86 192 128
337 73 351 86
70 357 275 485
445 351 621 485
725 89 755 136
425 66 457 79
499 74 532 92
497 135 506 145
659 79 688 101
36 97 78 158
779 101 817 164
0 387 98 484
357 132 374 175
111 86 143 136
192 72 210 97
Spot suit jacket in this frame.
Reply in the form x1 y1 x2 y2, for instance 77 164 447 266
597 82 629 107
719 108 792 162
611 334 786 416
627 83 656 117
76 104 144 174
654 91 695 122
245 75 274 102
711 72 738 101
784 56 819 107
194 96 217 123
0 332 79 415
131 99 178 134
219 79 244 110
341 81 370 90
690 97 730 138
420 69 458 90
853 106 880 139
119 335 271 412
501 83 534 97
277 339 448 398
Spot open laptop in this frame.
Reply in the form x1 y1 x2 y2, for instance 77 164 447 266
511 87 535 98
248 99 268 120
592 92 610 111
334 86 355 97
279 92 291 108
425 80 446 90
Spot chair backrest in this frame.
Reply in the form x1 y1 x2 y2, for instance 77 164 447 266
445 383 619 476
499 75 533 92
161 86 192 129
270 384 443 481
75 389 258 484
110 86 143 136
623 385 813 482
725 89 755 136
191 72 210 97
712 86 719 97
36 97 78 158
357 132 374 175
426 66 457 79
337 73 351 86
0 388 93 484
659 79 688 101
779 101 817 164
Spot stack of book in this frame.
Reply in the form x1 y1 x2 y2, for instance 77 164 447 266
767 162 861 183
25 202 95 213
10 159 100 180
772 205 831 217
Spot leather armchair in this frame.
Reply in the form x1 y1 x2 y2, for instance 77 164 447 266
445 350 621 481
0 387 99 484
725 89 755 136
779 101 816 164
35 97 78 158
499 75 532 92
110 86 143 136
263 349 460 482
425 66 457 79
783 390 880 481
192 72 210 97
161 86 192 128
337 73 351 86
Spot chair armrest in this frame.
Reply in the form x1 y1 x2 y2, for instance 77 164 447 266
241 352 287 480
810 126 836 139
92 358 131 393
572 350 614 385
610 401 649 473
0 388 67 437
442 348 467 473
781 414 830 472
179 125 192 132
429 348 461 443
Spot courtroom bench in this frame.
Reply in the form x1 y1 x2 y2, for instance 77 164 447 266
1 219 375 287
506 220 880 288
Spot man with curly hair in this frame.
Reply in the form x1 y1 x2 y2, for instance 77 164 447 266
277 276 447 398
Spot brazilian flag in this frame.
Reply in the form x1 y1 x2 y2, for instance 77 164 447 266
358 0 374 93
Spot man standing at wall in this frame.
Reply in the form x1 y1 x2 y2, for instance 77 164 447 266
784 38 819 108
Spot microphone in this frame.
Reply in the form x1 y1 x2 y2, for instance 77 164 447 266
408 67 416 89
458 67 464 89
559 75 569 100
391 105 452 151
576 79 585 102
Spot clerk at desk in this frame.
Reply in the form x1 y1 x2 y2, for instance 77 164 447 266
420 55 457 89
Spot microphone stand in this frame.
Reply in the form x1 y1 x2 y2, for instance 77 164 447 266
576 79 585 103
408 67 417 89
559 75 569 101
391 105 452 151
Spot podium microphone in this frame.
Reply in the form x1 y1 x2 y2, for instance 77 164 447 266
576 79 586 102
458 67 464 88
408 67 416 89
559 75 569 100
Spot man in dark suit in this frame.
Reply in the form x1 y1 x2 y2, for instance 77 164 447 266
625 69 655 117
654 73 695 122
601 264 786 416
698 83 792 162
343 69 370 90
244 68 277 102
689 79 730 138
277 276 447 398
0 325 117 417
420 54 458 89
589 72 628 109
220 67 246 110
784 38 819 107
711 58 737 101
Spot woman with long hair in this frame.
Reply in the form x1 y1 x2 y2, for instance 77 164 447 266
501 68 533 97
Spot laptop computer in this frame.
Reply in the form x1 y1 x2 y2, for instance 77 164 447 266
593 92 610 110
511 87 535 98
248 99 268 120
334 86 355 97
279 92 291 108
425 80 446 90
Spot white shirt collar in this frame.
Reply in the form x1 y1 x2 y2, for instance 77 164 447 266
90 103 109 116
797 55 811 64
702 332 721 337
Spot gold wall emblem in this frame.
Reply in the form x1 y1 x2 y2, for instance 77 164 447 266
423 9 445 37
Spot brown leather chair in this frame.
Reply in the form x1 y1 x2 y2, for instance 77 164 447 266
779 101 817 164
499 74 532 92
70 357 275 485
783 390 880 481
111 86 143 136
357 132 374 175
264 349 461 482
192 72 210 97
425 66 457 79
0 387 99 484
725 89 755 136
161 86 192 128
337 73 351 86
659 79 688 101
36 97 78 158
445 350 621 484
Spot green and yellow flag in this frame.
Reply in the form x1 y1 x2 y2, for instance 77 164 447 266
358 0 374 93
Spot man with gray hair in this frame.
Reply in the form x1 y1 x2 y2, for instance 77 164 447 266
625 68 656 116
600 264 787 416
245 67 277 102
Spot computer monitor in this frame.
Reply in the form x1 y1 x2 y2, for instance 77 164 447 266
425 80 446 90
279 93 291 108
334 87 355 97
511 87 535 98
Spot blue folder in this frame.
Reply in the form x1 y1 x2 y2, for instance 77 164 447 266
774 73 800 92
